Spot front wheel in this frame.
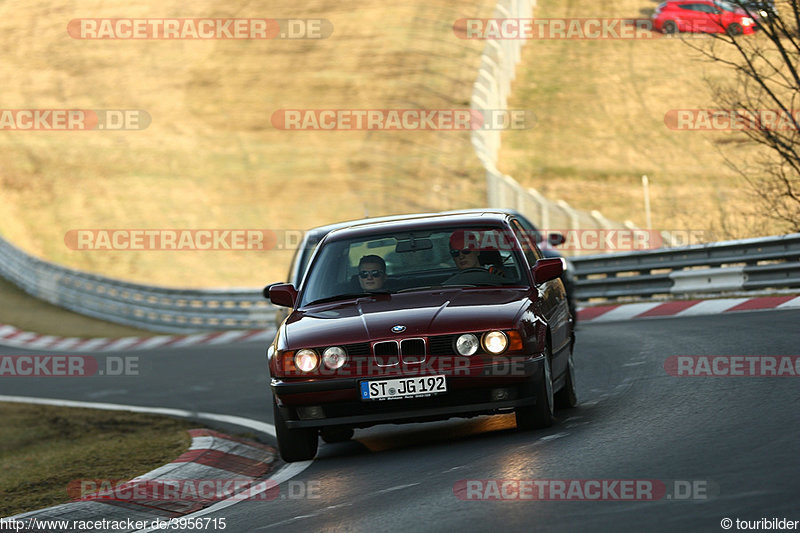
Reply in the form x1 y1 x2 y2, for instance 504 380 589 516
273 398 318 462
515 347 554 430
662 20 678 34
554 346 578 409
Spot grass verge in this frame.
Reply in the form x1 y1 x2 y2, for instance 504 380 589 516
0 402 196 517
0 277 157 338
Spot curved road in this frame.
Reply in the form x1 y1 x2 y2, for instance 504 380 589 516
2 309 799 532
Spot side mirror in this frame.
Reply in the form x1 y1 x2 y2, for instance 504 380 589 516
263 282 281 300
547 232 566 247
267 283 298 308
532 258 564 285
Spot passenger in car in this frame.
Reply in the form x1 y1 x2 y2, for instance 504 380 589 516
449 230 505 276
357 255 387 291
449 230 482 270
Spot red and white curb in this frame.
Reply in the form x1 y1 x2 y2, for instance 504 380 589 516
7 429 278 524
0 325 276 352
578 295 800 323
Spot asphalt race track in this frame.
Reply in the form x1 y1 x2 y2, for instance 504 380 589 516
2 309 799 532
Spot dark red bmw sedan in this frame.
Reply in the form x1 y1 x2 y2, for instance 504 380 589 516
266 212 576 462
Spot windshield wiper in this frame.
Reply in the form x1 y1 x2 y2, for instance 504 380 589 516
305 291 391 306
396 285 435 293
397 284 478 293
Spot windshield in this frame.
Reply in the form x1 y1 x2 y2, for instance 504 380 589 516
291 234 323 286
299 226 527 306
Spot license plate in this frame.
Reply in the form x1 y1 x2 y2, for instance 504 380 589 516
360 375 447 401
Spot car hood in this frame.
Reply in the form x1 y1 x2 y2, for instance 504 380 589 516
282 288 530 348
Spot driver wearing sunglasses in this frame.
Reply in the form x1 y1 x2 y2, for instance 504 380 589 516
357 255 387 291
449 230 482 270
449 229 506 277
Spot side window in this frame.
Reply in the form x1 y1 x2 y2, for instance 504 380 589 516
510 219 542 266
510 218 544 259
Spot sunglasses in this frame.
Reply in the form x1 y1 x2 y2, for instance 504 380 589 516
449 249 473 258
359 270 385 279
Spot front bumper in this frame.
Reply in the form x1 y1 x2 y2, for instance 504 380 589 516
271 355 545 429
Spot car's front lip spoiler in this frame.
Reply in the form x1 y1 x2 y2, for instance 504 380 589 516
273 355 545 428
283 397 535 429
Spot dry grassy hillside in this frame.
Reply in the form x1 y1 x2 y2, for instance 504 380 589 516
0 0 495 287
500 0 787 240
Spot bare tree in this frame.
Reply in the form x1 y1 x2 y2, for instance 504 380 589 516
684 0 800 232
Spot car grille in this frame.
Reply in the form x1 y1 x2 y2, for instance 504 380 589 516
372 338 427 365
400 338 425 363
428 335 455 355
322 336 486 367
343 342 370 356
373 341 400 366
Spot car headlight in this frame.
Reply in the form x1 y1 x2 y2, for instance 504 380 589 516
322 346 347 369
482 331 509 355
455 334 480 356
294 349 319 372
741 17 754 25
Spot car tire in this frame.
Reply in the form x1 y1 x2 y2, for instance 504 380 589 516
726 23 742 35
273 398 318 462
320 427 354 443
554 345 578 409
515 344 554 430
662 20 678 34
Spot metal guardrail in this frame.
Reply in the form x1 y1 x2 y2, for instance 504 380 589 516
0 235 273 333
1 227 797 333
570 233 800 301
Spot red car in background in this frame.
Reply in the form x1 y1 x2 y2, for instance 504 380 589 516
266 212 576 462
652 0 756 35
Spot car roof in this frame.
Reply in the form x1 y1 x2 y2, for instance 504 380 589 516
302 209 529 238
302 212 441 239
323 211 512 241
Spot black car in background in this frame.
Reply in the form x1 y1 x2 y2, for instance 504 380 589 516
736 0 775 20
442 209 577 322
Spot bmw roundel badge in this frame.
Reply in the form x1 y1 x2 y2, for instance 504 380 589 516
391 325 406 334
